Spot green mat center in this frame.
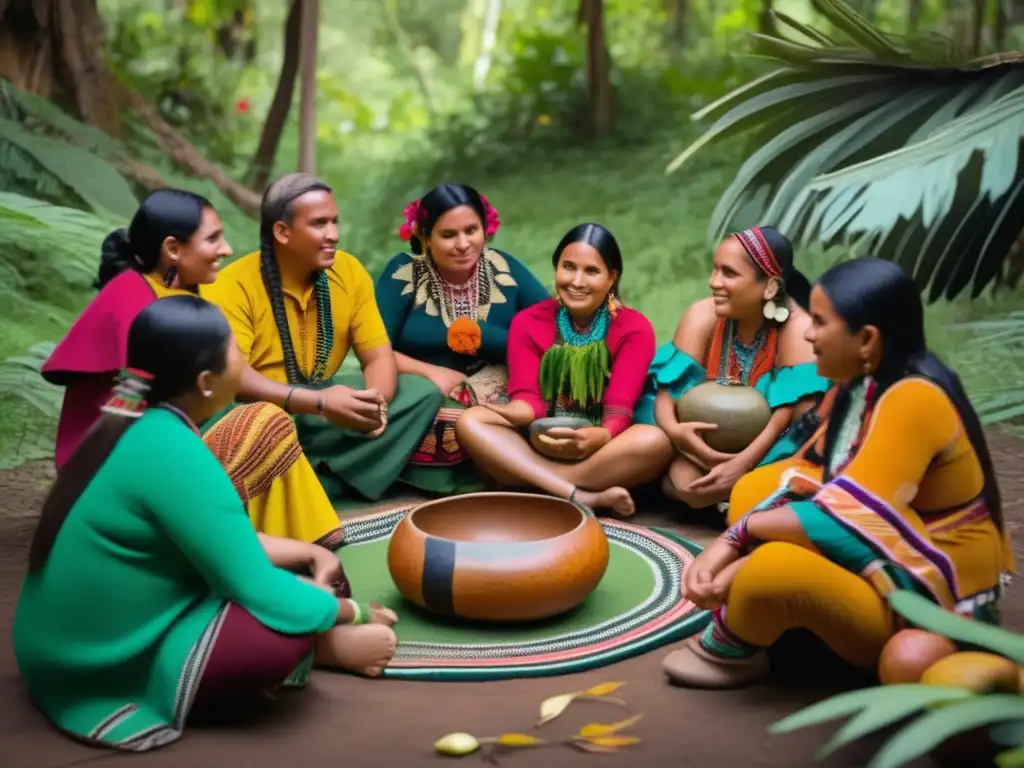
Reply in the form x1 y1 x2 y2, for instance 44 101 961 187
340 538 655 643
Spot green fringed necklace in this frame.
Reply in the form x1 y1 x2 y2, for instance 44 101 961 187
539 304 611 415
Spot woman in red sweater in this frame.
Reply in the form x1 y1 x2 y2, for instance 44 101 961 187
455 223 673 515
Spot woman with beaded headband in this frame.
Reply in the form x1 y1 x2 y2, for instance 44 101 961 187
662 258 1012 689
635 225 829 517
41 188 346 550
17 295 399 752
456 223 674 515
202 173 443 505
373 183 549 494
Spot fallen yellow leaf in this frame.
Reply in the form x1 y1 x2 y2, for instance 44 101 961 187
571 740 619 754
536 693 577 726
434 732 481 756
589 735 641 747
578 714 644 738
496 733 545 747
583 681 626 697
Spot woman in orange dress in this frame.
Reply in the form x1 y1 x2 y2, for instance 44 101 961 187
662 257 1011 688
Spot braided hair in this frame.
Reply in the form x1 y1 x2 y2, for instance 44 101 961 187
259 173 336 385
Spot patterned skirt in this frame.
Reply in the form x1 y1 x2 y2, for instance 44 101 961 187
409 364 510 467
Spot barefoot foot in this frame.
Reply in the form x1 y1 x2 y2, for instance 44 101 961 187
575 487 635 516
315 623 398 678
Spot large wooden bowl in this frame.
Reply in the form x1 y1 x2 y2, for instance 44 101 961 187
387 492 609 622
528 416 594 460
675 381 771 453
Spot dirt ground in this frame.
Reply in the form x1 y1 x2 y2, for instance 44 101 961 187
1 431 1022 768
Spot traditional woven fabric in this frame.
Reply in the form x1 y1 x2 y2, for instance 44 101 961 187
202 402 303 504
337 508 709 681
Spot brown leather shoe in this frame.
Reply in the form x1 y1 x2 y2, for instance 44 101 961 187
663 636 770 689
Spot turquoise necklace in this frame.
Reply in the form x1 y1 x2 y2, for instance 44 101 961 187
557 304 610 346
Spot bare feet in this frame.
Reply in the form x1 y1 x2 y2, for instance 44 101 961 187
575 486 635 517
315 623 398 678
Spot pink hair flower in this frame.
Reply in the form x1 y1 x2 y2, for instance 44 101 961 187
480 195 501 238
398 200 422 242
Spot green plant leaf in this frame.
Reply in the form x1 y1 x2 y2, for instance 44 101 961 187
888 591 1024 664
768 685 939 735
0 119 137 219
668 74 892 174
817 686 975 758
868 695 1024 768
997 745 1024 767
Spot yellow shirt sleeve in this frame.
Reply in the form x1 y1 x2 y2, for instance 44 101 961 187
345 256 391 355
202 259 257 359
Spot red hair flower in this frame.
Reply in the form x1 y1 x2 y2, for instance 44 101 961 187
480 195 501 237
398 200 423 242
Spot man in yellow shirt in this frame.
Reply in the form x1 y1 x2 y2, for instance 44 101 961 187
203 173 443 503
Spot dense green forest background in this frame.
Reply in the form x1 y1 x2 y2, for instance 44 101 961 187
0 0 1021 469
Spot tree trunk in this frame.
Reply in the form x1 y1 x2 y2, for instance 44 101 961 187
0 0 121 138
970 0 988 55
907 0 924 33
665 0 688 62
579 0 613 139
247 0 302 191
297 0 319 174
760 0 774 34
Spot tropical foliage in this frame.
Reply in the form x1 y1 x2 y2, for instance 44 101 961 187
668 0 1024 304
769 590 1024 768
667 0 1024 425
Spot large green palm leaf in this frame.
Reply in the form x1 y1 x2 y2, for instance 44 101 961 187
668 0 1024 302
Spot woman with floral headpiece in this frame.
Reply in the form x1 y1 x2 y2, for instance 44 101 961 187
455 223 674 516
373 183 550 494
635 226 829 517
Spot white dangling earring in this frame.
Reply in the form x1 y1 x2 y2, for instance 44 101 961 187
762 300 777 320
773 303 790 323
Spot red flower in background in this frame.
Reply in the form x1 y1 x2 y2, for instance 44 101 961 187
235 98 250 114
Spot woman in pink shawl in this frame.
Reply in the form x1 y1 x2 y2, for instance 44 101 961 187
42 189 346 551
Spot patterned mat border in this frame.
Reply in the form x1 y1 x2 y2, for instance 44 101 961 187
339 508 710 682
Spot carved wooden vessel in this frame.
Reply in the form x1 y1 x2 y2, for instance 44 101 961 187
675 381 772 453
387 492 610 622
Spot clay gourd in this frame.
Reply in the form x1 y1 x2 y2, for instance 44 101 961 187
674 381 772 454
528 416 594 460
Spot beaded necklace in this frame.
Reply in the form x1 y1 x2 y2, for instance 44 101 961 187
827 376 878 478
538 304 611 410
717 320 767 385
426 258 480 324
261 253 336 386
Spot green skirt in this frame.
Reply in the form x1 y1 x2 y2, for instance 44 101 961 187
294 372 445 504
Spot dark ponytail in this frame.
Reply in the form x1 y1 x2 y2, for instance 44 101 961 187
93 189 212 290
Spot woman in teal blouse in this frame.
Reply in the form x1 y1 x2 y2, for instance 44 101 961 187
375 183 549 494
634 226 829 518
13 295 398 752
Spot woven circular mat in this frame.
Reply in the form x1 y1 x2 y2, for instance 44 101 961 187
337 507 709 682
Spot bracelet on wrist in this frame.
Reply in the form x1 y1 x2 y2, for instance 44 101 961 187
343 598 372 625
721 513 754 554
283 386 297 413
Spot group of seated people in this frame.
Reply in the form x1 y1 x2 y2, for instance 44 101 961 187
12 173 1015 751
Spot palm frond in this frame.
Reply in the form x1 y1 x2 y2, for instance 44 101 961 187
667 0 1024 301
